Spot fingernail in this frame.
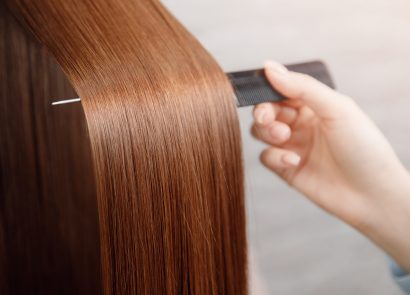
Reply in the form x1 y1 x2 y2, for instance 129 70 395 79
282 153 300 167
270 125 290 140
265 60 288 76
254 107 267 125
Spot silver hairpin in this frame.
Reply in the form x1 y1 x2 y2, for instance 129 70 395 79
51 98 81 105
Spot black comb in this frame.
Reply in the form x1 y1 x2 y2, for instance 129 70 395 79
51 61 335 107
227 60 335 107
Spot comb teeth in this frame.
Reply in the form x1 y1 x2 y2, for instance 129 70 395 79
227 60 335 107
228 69 281 107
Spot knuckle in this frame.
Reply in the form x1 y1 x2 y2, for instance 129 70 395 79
337 94 359 111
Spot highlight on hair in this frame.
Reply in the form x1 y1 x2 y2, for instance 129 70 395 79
2 0 247 294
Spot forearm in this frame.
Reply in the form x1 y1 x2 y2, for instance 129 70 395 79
357 170 410 272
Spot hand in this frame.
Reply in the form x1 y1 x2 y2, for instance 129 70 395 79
252 60 410 271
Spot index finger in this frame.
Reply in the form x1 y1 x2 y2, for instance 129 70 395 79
265 60 348 119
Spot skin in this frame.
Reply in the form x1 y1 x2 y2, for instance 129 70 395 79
252 60 410 272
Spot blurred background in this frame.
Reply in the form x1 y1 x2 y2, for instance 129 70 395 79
163 0 410 294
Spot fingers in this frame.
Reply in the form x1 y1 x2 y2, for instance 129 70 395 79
253 103 280 126
260 146 301 170
253 102 298 126
251 93 302 173
252 103 295 145
276 105 298 125
251 121 291 145
264 60 347 119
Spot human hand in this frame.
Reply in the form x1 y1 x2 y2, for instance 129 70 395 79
251 61 410 271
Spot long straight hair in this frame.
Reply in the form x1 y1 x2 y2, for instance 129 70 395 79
2 0 247 293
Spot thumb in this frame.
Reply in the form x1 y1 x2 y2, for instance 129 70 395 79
265 60 348 119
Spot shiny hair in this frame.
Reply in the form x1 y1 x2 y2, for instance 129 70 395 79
1 0 247 293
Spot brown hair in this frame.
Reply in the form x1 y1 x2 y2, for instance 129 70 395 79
1 0 247 293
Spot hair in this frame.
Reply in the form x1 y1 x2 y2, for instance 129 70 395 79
1 0 247 294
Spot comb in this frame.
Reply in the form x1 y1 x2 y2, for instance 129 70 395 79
229 60 335 107
51 60 334 107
